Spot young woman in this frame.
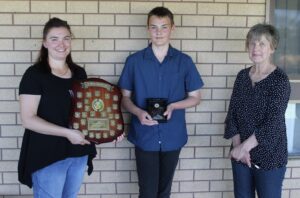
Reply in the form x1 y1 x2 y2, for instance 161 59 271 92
18 18 96 198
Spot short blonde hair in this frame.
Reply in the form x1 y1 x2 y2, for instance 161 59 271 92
246 23 280 50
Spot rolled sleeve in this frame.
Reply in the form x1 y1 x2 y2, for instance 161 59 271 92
118 56 134 91
224 73 242 139
185 57 204 92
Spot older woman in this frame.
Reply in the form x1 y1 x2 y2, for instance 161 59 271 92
224 23 290 198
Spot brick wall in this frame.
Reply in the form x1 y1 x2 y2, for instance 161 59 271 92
0 0 299 197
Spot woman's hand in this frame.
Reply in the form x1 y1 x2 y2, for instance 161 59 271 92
229 134 258 168
66 129 90 145
230 143 251 167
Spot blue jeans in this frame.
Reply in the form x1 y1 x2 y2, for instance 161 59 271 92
231 160 286 198
32 155 88 198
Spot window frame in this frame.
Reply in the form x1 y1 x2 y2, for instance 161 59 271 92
268 0 300 156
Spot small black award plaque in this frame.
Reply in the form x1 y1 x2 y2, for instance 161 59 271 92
146 98 168 123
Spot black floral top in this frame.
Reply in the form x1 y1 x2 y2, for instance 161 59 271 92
224 66 291 170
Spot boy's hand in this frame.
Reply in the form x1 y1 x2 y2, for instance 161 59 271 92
137 110 158 126
113 132 125 143
163 103 175 120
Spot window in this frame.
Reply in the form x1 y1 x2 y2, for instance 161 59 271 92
269 0 300 155
286 103 300 155
271 0 300 81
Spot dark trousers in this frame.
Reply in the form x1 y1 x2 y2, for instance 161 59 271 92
232 160 286 198
135 147 181 198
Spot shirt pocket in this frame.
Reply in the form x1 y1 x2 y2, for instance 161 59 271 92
164 73 186 101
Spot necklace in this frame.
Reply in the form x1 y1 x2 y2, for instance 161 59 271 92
52 66 70 77
250 65 276 86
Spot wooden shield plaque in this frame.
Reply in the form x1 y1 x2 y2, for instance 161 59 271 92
69 78 124 144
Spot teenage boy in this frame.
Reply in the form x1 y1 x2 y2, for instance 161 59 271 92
118 7 204 198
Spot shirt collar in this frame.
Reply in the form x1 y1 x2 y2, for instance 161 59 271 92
143 43 176 60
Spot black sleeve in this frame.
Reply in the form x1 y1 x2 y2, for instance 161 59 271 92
73 65 87 80
254 75 290 152
224 71 242 139
19 66 42 95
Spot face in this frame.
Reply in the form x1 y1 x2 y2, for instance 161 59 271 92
248 35 274 65
43 27 71 62
148 16 174 47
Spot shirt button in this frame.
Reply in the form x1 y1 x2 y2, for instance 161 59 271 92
158 141 161 144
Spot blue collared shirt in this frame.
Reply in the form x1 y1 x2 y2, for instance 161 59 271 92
118 45 204 151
